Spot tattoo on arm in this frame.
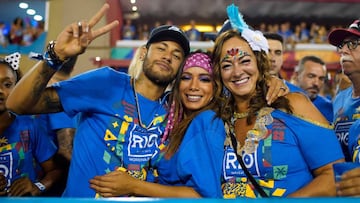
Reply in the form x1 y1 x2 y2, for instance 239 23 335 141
56 128 76 161
33 66 63 113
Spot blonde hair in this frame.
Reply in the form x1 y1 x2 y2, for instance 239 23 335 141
128 45 145 79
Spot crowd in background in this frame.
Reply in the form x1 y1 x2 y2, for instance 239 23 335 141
0 17 44 47
0 16 345 50
121 18 346 50
1 3 360 198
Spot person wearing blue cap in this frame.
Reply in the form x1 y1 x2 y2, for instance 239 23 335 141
6 4 190 197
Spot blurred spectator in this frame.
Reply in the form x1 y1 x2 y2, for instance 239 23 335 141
165 20 173 26
32 20 45 41
299 21 310 42
22 21 34 46
122 19 136 40
8 17 24 45
138 24 150 40
278 21 293 50
186 19 201 41
0 22 8 47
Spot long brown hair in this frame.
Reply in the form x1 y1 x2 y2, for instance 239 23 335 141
165 50 223 157
212 30 292 125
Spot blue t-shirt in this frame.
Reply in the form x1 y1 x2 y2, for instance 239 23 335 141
53 67 168 197
286 81 332 123
221 109 344 198
348 119 360 163
333 86 360 161
155 110 225 198
0 115 57 191
285 80 305 94
35 112 76 145
312 95 333 124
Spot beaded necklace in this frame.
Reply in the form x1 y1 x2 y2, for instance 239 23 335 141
229 107 274 154
233 111 249 119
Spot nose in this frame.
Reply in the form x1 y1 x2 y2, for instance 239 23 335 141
161 50 172 63
232 62 244 77
189 78 199 91
312 80 320 88
337 44 350 54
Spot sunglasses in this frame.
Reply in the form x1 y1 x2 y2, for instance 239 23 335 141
337 39 360 51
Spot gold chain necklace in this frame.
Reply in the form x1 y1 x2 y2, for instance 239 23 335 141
233 111 249 119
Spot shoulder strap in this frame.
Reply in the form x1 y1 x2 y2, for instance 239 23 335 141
229 133 269 198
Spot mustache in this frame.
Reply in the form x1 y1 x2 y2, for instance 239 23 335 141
309 86 319 92
340 55 352 64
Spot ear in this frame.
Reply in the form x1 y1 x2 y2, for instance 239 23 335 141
139 46 147 61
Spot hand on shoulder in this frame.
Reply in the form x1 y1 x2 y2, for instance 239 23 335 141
285 92 329 125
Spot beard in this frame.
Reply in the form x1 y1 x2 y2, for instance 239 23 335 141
0 106 6 114
142 58 177 87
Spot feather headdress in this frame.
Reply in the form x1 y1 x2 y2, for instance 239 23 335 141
227 4 269 53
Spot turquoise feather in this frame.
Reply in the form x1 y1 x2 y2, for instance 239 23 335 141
226 3 249 33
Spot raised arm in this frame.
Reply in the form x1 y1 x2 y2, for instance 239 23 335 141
6 3 119 115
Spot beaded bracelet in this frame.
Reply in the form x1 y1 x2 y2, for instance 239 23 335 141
44 41 67 71
29 41 66 71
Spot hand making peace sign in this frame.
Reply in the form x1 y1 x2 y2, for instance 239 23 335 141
53 3 119 61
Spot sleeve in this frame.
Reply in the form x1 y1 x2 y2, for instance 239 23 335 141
48 112 76 130
52 67 128 117
348 120 360 163
177 110 225 198
293 117 344 170
30 117 58 163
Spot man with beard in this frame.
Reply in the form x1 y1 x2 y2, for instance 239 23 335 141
292 55 333 124
6 4 189 197
328 19 360 197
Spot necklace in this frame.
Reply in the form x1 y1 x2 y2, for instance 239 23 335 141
133 79 153 129
233 111 249 119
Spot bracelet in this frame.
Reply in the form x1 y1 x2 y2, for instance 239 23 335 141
34 181 46 193
44 41 66 71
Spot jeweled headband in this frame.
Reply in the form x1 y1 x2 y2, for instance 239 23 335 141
183 52 213 75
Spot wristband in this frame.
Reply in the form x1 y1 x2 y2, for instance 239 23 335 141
34 181 46 193
44 40 67 71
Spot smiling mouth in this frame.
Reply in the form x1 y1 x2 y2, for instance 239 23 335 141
232 77 249 85
186 95 202 101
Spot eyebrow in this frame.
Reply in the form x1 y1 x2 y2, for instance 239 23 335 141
220 52 250 63
159 41 183 55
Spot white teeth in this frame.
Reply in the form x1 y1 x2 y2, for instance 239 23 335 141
187 95 201 100
234 77 249 85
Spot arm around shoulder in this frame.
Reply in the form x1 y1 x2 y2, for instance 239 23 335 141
285 92 329 125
